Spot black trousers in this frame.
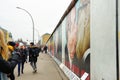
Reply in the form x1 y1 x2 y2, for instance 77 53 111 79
8 71 15 80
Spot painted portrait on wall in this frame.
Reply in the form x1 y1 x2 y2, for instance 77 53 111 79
50 36 55 56
47 0 90 79
76 0 90 79
54 27 62 62
64 0 90 79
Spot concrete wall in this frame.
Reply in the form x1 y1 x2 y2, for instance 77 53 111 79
91 0 117 80
47 0 119 80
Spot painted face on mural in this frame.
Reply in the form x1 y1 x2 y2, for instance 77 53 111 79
67 7 77 60
76 0 90 60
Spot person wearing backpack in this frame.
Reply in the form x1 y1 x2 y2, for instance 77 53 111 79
29 42 39 73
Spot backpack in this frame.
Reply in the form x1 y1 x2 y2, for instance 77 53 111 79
32 47 39 57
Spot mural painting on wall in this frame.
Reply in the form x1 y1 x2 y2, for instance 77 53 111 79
77 0 90 79
64 0 90 79
54 27 62 62
62 17 70 69
47 41 50 52
65 6 78 70
48 0 90 79
50 36 54 56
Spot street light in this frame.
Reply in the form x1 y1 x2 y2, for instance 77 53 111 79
16 7 35 43
35 28 40 41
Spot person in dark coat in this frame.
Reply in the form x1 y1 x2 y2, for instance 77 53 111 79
17 43 28 76
0 51 20 80
29 42 39 73
43 45 48 53
7 41 21 80
0 29 20 80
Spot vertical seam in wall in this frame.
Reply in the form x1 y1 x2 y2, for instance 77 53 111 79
116 0 119 80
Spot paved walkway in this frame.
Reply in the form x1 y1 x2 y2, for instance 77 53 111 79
14 53 69 80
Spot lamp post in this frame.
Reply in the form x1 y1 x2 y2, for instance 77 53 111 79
16 7 35 43
35 28 40 42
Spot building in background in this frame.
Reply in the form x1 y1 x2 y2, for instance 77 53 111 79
39 33 50 46
0 26 13 42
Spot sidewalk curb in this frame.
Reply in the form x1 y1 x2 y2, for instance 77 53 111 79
48 53 80 80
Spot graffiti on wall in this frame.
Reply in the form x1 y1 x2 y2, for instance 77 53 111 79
54 26 62 62
47 0 90 79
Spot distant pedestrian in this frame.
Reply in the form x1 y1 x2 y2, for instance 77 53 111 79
43 45 48 53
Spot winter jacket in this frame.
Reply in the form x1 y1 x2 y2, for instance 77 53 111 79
0 52 20 80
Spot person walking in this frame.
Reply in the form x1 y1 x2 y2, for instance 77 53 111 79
7 41 21 80
29 42 39 73
0 29 20 80
17 43 27 76
43 45 48 53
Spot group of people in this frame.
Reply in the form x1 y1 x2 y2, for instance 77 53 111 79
0 29 41 80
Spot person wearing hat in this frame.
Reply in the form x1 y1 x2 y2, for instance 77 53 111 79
17 42 27 76
7 41 19 80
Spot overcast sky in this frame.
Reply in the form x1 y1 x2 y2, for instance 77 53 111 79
0 0 71 42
